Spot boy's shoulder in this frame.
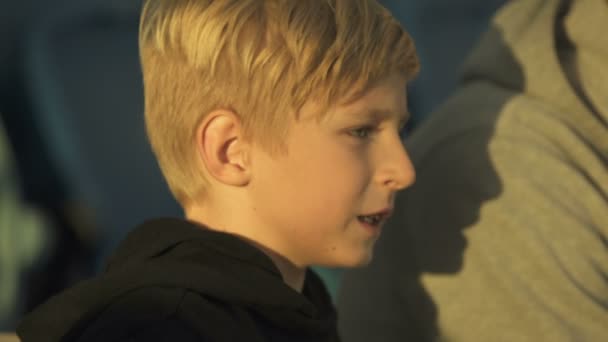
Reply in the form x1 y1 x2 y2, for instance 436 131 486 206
19 219 338 342
76 285 259 342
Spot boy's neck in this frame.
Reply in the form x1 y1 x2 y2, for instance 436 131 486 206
243 238 307 292
185 208 306 292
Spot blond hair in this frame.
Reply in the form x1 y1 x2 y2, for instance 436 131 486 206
139 0 419 205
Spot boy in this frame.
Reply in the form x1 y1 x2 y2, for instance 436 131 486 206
18 0 419 341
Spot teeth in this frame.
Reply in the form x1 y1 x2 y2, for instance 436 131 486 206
360 215 381 225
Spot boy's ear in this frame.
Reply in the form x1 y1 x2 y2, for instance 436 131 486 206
196 110 251 186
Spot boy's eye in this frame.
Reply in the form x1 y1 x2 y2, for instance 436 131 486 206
349 126 376 139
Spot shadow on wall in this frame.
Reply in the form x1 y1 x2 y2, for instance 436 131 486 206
381 0 507 123
316 0 509 301
338 22 525 341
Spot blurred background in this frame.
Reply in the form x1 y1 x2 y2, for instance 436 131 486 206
0 0 505 331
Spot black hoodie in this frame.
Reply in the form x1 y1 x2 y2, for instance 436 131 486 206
17 218 340 341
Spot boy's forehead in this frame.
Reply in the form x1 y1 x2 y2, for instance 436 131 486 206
330 92 410 122
298 75 409 122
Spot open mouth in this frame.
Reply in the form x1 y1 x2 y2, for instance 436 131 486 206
357 208 392 228
357 214 384 226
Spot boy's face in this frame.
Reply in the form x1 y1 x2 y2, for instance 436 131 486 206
248 74 415 267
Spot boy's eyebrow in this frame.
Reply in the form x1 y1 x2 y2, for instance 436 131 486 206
363 108 411 123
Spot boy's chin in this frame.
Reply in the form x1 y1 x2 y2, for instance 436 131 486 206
351 254 374 268
333 250 375 268
312 245 376 268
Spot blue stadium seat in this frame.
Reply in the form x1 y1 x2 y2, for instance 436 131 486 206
22 0 181 262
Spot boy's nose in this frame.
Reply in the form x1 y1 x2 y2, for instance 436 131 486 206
377 139 416 191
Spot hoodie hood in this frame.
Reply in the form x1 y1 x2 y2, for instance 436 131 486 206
462 0 608 127
17 218 337 341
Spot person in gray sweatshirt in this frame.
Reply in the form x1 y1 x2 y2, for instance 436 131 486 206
338 0 608 341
